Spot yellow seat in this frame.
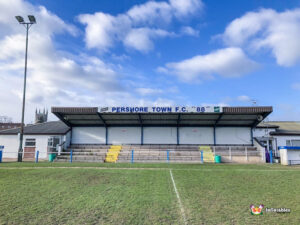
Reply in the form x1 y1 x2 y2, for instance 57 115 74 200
105 145 122 163
199 146 214 162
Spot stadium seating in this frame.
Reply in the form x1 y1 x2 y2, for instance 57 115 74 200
55 144 263 163
55 144 109 162
199 146 214 163
118 145 202 163
105 145 122 162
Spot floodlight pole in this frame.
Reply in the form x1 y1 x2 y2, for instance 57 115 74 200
17 19 35 162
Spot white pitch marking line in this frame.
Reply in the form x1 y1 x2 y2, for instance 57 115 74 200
170 169 187 225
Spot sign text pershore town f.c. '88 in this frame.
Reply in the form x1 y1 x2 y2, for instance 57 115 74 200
99 106 222 113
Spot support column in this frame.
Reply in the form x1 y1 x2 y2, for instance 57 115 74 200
213 126 216 145
214 113 223 146
70 127 73 145
251 127 254 145
105 126 108 145
141 126 144 145
177 126 179 145
139 113 143 145
177 113 181 145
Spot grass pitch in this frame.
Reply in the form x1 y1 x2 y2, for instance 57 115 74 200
0 163 300 225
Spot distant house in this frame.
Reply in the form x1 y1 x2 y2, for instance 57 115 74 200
0 123 21 131
254 121 300 158
0 121 70 160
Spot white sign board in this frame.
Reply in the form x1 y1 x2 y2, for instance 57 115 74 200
98 106 222 113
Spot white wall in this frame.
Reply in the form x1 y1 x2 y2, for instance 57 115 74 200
216 127 251 145
179 127 213 144
254 138 265 162
0 135 19 158
28 135 49 159
144 127 177 144
280 148 300 165
108 127 141 144
253 128 276 137
0 135 54 159
63 131 71 149
274 135 300 147
72 127 106 144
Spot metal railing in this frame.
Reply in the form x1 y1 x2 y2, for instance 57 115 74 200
0 149 204 163
127 149 204 164
0 146 264 164
288 160 300 165
212 146 263 163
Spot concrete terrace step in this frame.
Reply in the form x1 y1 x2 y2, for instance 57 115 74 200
69 145 110 149
118 156 202 160
61 152 107 156
56 156 105 161
120 149 201 152
214 147 257 151
58 144 260 163
118 152 201 157
121 145 200 149
121 149 200 152
214 151 261 156
117 159 204 163
122 145 199 150
66 149 109 153
214 149 259 152
55 159 105 163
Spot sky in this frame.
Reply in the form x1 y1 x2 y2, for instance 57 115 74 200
0 0 300 123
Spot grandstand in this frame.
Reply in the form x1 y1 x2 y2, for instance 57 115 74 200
50 106 272 163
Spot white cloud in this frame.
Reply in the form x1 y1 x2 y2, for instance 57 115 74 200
0 0 180 123
37 6 78 36
170 0 203 18
79 13 131 51
158 47 258 82
78 0 203 52
223 8 300 66
0 0 77 37
77 12 114 50
237 95 251 102
180 26 199 37
123 28 174 52
0 33 124 120
127 1 172 25
127 0 202 24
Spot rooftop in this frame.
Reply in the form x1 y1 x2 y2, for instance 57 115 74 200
52 106 273 127
0 121 70 135
258 121 300 136
0 123 22 131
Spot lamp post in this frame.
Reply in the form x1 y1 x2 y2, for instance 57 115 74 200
15 15 36 162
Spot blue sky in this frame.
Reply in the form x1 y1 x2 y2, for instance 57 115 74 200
0 0 300 123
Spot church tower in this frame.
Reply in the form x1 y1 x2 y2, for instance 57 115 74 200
35 108 48 124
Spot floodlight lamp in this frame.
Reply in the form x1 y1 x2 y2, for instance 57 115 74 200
28 15 36 23
15 16 24 23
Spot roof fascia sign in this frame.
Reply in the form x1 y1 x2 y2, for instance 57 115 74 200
98 106 223 113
